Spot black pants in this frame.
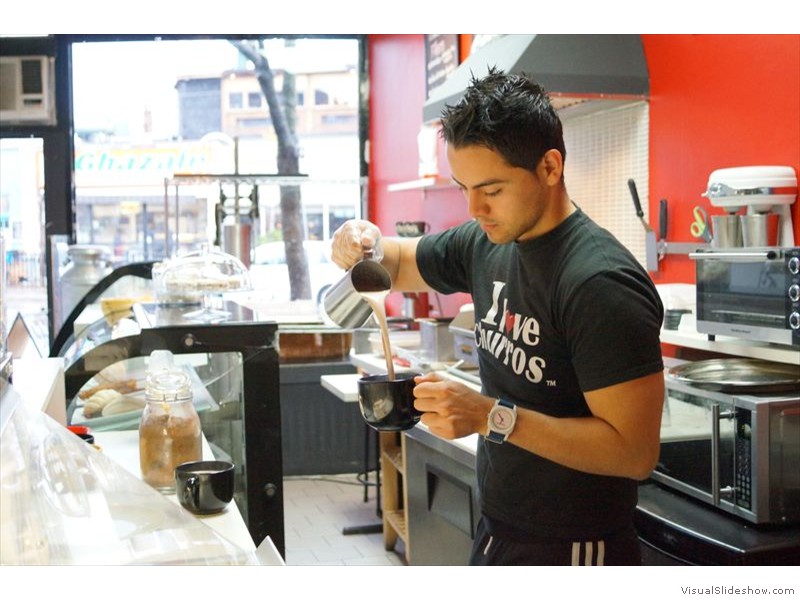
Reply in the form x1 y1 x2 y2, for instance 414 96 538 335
469 516 642 566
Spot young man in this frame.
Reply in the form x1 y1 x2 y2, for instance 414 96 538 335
331 68 664 565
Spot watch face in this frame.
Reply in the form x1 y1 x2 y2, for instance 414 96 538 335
490 407 513 432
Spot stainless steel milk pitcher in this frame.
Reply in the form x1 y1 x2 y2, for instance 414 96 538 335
322 250 392 329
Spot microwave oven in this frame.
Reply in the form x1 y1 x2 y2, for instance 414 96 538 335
653 375 800 525
691 247 800 346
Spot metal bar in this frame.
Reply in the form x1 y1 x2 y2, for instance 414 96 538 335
661 241 710 255
166 173 366 186
711 403 721 506
689 250 777 261
163 178 170 257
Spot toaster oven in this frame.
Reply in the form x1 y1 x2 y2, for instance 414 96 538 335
692 247 800 346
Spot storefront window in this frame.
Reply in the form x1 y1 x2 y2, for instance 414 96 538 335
0 137 49 352
71 37 363 266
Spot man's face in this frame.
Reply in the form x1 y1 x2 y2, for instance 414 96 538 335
447 144 551 244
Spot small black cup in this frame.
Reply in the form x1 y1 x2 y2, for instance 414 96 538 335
357 371 422 431
175 460 235 515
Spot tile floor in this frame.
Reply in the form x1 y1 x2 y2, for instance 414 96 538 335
282 473 406 566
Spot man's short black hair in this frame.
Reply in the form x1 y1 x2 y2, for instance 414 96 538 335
439 66 567 174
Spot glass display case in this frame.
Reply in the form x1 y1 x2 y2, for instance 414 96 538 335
57 298 284 556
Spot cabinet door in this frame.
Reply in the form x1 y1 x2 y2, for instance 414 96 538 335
405 434 479 566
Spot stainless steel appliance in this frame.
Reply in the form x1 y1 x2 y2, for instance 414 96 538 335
447 305 481 385
654 359 800 525
691 246 800 346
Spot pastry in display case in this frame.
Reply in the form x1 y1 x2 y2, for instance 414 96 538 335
67 355 217 431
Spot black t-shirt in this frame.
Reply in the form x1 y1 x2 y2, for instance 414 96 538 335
416 208 664 539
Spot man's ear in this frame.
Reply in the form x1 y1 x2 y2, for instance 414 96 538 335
540 149 564 185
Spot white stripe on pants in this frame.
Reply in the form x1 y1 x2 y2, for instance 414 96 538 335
571 540 605 565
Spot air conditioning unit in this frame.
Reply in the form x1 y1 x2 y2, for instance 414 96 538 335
0 55 56 125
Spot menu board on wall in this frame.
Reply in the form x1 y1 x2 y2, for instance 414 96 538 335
425 34 460 99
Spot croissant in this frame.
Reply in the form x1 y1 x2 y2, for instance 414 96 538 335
82 389 124 418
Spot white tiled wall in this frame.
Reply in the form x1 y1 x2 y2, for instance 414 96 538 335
563 101 650 267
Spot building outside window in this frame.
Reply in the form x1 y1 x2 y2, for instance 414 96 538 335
247 92 262 108
228 91 243 109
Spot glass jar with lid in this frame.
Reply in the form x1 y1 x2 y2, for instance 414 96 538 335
139 368 201 492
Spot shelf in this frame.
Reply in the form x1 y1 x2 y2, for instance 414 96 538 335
660 328 799 365
383 445 404 473
384 509 408 543
386 177 454 192
166 173 367 187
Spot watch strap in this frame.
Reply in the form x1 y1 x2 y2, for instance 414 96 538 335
486 428 506 443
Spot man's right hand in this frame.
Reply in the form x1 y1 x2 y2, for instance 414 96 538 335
331 219 383 270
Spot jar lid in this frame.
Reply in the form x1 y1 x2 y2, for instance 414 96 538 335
67 244 111 260
145 369 192 401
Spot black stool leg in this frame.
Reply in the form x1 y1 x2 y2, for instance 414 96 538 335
342 423 382 535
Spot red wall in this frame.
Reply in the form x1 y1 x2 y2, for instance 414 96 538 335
368 34 800 314
368 34 470 317
642 34 800 285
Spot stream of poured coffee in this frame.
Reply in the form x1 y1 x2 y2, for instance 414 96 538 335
359 290 395 380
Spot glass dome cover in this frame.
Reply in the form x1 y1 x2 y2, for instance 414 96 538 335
156 247 251 301
154 247 251 322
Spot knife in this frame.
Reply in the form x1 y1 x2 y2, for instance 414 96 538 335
657 198 668 260
628 179 658 272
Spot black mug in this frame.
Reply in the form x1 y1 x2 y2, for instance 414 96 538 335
175 460 235 515
357 371 422 431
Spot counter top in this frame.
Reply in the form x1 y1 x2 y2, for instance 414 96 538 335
95 430 258 553
320 373 359 402
95 430 284 565
636 483 800 565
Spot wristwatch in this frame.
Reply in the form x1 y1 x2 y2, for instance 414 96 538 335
485 398 517 444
